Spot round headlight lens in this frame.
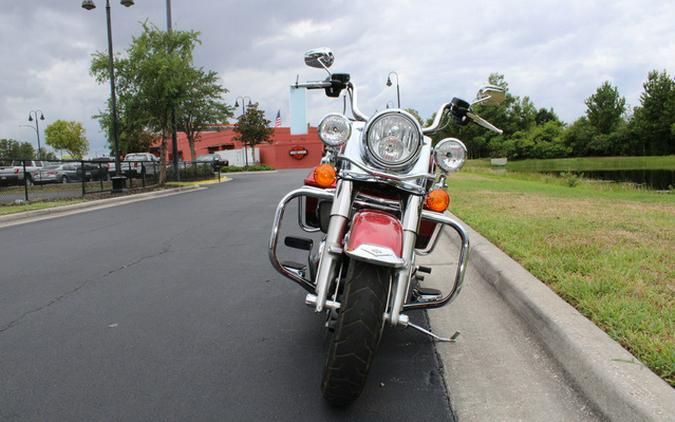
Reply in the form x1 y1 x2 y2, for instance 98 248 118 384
434 138 467 173
365 113 421 167
318 113 351 147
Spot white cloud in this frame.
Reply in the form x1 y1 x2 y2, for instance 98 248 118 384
0 0 674 156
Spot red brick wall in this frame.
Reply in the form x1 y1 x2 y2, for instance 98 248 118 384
258 128 323 169
153 127 323 169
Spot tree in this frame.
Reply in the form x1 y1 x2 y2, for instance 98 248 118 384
535 108 559 125
177 68 232 160
233 103 273 167
404 108 424 125
585 81 626 135
630 70 675 155
561 117 595 156
91 22 201 183
93 106 156 156
0 139 35 160
38 148 58 161
44 120 89 158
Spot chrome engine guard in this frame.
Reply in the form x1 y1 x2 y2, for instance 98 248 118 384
268 186 470 324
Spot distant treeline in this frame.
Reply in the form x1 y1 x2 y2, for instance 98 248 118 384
0 139 57 161
430 70 675 159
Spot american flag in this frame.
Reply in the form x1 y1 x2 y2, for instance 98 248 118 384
274 110 282 128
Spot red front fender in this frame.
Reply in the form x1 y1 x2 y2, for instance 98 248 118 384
345 210 404 268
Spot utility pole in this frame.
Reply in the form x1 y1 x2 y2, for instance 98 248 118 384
166 0 179 178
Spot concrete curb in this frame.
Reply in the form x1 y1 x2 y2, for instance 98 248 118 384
0 186 202 228
443 214 675 421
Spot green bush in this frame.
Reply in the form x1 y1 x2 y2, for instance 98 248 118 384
560 171 581 187
220 164 274 173
167 163 214 181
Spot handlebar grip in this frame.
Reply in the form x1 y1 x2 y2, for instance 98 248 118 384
291 81 332 89
449 97 471 126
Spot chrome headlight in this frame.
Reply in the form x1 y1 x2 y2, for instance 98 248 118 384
364 112 422 169
318 113 351 147
434 138 467 173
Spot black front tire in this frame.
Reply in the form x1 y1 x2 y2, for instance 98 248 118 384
321 260 390 406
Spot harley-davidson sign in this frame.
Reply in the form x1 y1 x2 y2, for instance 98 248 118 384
289 145 308 160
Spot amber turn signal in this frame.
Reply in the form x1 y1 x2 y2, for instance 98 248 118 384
425 189 450 212
313 164 336 188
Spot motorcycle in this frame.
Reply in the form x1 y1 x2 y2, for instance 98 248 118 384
269 47 505 406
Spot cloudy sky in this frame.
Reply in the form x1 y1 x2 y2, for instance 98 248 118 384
1 0 673 156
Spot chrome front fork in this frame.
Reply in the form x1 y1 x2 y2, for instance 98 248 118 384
311 187 424 328
389 195 423 326
311 179 353 312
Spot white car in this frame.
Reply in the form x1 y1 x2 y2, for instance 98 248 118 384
0 160 44 186
108 153 160 177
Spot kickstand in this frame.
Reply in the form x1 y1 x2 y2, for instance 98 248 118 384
407 322 460 343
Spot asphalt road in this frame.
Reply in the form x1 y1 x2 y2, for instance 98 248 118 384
0 170 452 421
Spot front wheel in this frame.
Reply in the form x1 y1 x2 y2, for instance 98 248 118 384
321 260 391 406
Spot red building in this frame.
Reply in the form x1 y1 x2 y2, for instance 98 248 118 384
151 126 324 169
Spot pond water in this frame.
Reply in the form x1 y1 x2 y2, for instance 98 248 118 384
546 169 674 190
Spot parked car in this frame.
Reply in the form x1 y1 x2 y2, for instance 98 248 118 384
125 153 159 177
83 162 110 181
196 154 229 170
0 160 44 186
105 153 160 178
90 158 112 180
35 163 84 184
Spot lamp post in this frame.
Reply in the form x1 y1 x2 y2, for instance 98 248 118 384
82 0 134 182
166 0 179 177
27 110 45 160
234 96 252 167
386 71 401 108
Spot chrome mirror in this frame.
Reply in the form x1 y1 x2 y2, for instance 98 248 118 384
473 85 506 106
304 48 334 71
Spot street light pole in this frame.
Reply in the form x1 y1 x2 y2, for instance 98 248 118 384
82 0 134 178
27 110 45 160
386 71 401 108
105 0 121 176
166 0 179 176
234 96 252 167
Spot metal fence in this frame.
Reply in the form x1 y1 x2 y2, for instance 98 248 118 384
0 158 223 205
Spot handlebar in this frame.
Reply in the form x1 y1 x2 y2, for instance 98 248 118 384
293 79 502 134
292 81 333 89
292 79 369 122
422 102 451 135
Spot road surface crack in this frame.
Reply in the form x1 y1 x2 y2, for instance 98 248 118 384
0 243 174 335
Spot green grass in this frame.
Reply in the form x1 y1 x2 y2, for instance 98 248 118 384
219 164 274 173
467 155 675 172
0 199 85 216
446 169 675 386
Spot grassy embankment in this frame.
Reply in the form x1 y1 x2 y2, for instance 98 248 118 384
0 199 85 216
468 155 675 172
447 161 674 386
